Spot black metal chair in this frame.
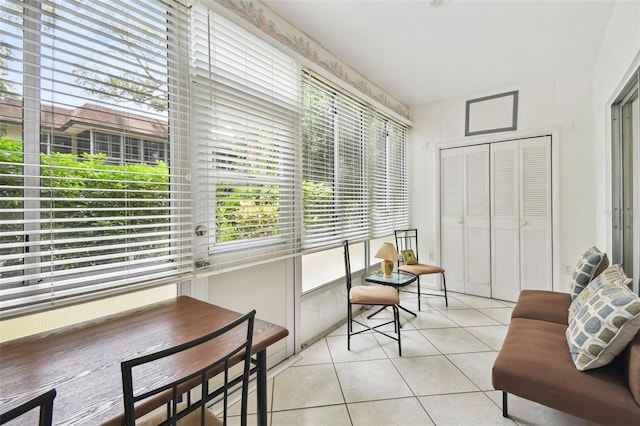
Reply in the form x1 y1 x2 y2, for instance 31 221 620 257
0 388 56 426
344 240 402 356
395 229 448 309
121 310 256 426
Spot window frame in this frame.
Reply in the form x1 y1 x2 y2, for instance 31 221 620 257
301 71 409 252
190 5 301 274
0 0 192 318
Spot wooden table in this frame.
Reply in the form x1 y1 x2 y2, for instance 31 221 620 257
0 296 288 425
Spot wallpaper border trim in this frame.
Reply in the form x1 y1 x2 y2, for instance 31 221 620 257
215 0 411 121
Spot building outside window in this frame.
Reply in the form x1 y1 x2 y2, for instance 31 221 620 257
39 133 71 155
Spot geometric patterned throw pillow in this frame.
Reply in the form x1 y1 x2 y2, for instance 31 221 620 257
570 246 609 300
568 264 632 322
566 282 640 371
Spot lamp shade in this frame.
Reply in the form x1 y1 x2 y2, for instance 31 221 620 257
374 242 400 261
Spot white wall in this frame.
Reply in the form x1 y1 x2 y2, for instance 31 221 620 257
592 0 640 252
300 280 349 345
207 259 291 364
0 285 177 343
410 71 597 293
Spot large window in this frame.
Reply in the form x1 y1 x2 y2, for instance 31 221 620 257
302 72 409 251
0 0 192 317
191 4 300 273
0 0 410 313
189 9 408 276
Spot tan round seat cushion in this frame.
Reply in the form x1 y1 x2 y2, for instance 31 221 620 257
350 285 399 305
398 263 444 275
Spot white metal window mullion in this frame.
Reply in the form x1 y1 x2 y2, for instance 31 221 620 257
23 0 43 285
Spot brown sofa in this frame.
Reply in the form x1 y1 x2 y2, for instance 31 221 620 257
492 289 640 425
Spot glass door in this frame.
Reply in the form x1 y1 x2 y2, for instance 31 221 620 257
612 68 640 294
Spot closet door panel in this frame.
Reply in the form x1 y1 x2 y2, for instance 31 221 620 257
464 145 490 296
520 228 551 290
465 227 491 296
519 136 552 290
440 148 465 292
491 141 520 301
441 229 465 293
492 228 520 299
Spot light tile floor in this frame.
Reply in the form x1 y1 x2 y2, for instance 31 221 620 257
227 288 598 426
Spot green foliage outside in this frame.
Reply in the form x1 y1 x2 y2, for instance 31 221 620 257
302 180 333 228
214 178 334 242
0 136 170 272
0 137 23 270
215 184 280 242
1 135 334 267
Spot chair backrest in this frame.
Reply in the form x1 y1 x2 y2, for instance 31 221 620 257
343 240 352 292
0 388 56 426
121 309 256 426
394 229 419 266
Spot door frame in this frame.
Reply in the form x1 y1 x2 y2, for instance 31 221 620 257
610 67 640 294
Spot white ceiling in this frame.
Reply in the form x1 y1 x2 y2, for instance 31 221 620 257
263 0 616 107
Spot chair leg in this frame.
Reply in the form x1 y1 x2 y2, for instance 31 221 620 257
417 276 421 311
393 305 402 357
441 272 448 307
347 303 352 351
502 392 508 418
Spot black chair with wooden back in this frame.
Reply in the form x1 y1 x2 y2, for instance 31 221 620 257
121 310 256 426
395 229 448 309
0 388 56 426
344 240 402 356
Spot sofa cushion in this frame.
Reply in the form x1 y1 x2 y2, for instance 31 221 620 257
566 282 640 371
625 332 640 406
493 318 640 424
570 246 608 300
511 290 571 325
568 264 633 322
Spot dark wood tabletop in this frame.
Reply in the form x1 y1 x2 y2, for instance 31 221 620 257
0 296 288 425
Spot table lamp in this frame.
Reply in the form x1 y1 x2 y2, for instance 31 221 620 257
375 242 400 278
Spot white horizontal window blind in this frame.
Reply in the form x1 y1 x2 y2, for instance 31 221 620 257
302 72 409 250
369 112 409 236
191 3 301 273
0 0 192 317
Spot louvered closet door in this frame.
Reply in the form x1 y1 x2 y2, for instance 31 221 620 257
440 145 490 296
440 148 465 293
490 136 552 301
464 145 491 297
491 141 521 301
519 136 552 291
